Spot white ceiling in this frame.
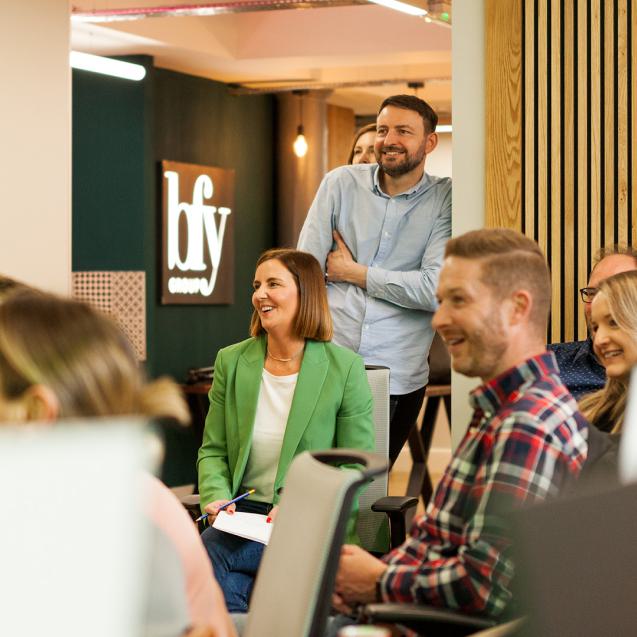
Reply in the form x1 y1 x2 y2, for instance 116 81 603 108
71 0 451 116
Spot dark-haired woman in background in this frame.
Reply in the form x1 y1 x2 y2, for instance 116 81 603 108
197 248 374 613
347 123 376 165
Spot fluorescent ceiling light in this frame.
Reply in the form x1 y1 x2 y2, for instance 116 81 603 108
367 0 428 17
70 51 146 81
437 125 452 133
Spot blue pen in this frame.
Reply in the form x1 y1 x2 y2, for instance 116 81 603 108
195 488 256 523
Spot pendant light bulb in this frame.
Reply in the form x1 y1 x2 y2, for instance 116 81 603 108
293 125 308 158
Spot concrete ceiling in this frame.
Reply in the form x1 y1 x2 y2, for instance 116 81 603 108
71 0 451 117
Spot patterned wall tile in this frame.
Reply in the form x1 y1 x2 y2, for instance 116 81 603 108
72 271 146 361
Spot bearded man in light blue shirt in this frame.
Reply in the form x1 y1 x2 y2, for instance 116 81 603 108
298 94 452 464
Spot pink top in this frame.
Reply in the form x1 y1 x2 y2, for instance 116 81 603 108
142 474 237 637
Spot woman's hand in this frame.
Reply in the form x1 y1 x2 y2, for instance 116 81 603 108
266 505 279 524
204 499 236 521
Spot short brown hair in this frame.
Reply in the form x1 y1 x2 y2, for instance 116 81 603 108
444 229 551 335
249 249 333 341
378 95 438 134
347 123 376 165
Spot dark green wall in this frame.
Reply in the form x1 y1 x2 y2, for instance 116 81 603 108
151 69 275 379
73 59 275 486
73 59 276 381
72 58 152 271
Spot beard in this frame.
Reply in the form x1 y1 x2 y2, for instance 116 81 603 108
451 310 509 380
376 140 427 177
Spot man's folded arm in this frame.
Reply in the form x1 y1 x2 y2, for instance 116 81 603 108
297 176 336 266
366 197 451 311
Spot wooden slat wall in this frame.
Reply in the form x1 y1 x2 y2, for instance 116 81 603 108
486 0 637 343
485 0 522 228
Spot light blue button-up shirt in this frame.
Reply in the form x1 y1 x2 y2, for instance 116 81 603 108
298 163 452 394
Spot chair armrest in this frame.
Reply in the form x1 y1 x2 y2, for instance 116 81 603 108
372 496 418 549
372 496 418 513
362 603 497 636
180 493 201 523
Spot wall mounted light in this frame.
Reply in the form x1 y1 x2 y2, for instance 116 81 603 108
70 51 147 81
407 80 424 97
292 90 309 158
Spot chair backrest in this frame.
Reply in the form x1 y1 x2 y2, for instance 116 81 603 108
244 449 387 637
0 421 155 637
357 365 390 553
619 366 637 483
513 482 637 636
428 331 451 385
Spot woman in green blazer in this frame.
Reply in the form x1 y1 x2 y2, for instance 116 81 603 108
198 248 374 613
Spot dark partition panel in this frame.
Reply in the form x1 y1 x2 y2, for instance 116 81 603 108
73 60 276 486
73 58 276 381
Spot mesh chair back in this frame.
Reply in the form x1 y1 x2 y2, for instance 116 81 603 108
357 365 390 552
245 450 386 637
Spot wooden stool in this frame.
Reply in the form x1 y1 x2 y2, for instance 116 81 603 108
405 384 451 523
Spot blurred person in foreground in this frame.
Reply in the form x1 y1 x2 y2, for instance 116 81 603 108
329 229 588 630
0 290 235 637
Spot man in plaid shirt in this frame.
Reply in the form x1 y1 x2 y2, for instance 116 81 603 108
333 228 589 619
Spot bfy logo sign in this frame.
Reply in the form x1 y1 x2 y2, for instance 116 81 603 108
161 160 235 305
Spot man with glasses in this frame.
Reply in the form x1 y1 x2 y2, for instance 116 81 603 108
549 246 637 399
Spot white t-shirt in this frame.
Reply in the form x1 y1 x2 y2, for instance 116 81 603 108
242 368 298 502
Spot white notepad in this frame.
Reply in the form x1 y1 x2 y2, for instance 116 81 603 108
212 511 273 545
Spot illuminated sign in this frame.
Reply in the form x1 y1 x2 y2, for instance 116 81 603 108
161 160 235 305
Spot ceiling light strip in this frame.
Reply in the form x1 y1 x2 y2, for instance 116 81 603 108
70 52 147 81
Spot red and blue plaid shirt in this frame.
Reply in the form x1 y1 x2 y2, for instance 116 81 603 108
379 352 588 616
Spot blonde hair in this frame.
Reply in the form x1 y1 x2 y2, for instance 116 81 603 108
249 249 333 342
0 274 32 303
0 291 189 424
579 270 637 433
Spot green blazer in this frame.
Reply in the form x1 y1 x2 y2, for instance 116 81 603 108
197 335 374 542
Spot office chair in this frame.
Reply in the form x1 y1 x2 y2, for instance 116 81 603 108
244 449 387 637
0 422 157 637
181 365 417 551
360 459 635 637
357 365 418 552
361 603 498 636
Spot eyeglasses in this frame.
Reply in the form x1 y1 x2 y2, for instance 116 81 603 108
579 287 599 303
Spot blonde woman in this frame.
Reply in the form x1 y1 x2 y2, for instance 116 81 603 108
0 291 235 637
580 270 637 433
